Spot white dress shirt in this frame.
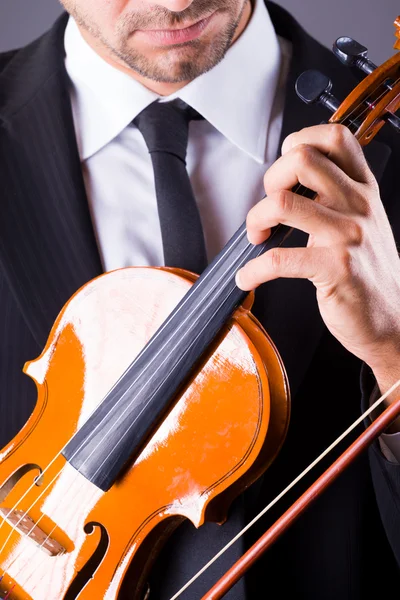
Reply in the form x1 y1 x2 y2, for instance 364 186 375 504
64 0 400 461
65 0 285 269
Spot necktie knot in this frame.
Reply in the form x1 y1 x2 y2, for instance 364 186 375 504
134 100 201 164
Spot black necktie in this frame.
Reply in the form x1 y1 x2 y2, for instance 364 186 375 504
134 100 208 274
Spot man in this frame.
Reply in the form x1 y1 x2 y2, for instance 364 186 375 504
0 0 399 598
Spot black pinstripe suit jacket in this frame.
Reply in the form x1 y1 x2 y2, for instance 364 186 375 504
0 2 399 598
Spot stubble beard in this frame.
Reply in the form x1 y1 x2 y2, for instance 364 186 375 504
62 0 248 83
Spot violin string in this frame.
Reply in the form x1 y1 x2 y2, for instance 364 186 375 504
0 233 259 580
68 241 260 483
61 193 308 491
169 379 400 600
8 270 258 591
340 78 390 126
4 192 298 586
87 272 255 485
3 244 277 594
0 253 252 570
12 177 312 540
1 75 397 591
0 226 250 535
332 74 400 134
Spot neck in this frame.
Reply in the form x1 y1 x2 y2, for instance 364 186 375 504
77 1 253 96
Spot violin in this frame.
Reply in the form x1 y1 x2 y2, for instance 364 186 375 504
0 16 400 600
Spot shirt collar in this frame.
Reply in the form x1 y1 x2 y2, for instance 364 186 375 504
65 0 281 163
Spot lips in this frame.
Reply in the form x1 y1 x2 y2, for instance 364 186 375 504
135 13 216 46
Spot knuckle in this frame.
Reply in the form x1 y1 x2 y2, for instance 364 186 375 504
328 123 352 148
343 218 364 246
294 143 316 168
273 189 293 216
353 188 374 217
336 247 354 278
269 248 283 272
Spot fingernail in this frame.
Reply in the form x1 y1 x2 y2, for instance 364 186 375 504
281 139 290 155
235 270 244 290
281 134 294 155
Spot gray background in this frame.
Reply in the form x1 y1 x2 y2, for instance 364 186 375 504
0 0 399 66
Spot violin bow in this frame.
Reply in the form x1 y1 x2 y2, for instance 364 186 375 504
201 384 400 599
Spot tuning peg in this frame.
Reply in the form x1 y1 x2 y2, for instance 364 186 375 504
333 37 377 75
296 68 400 135
295 70 340 114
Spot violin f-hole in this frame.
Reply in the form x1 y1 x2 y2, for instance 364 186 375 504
0 463 42 502
64 522 109 599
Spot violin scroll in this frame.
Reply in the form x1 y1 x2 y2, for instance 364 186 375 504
395 16 400 50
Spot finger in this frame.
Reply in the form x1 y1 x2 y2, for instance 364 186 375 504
236 246 333 291
246 189 354 245
281 123 374 185
263 144 367 214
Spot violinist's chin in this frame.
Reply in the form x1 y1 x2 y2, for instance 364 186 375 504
59 0 252 86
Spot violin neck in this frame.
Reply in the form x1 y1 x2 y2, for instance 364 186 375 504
63 187 314 491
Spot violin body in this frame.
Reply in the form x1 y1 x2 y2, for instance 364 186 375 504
0 266 289 599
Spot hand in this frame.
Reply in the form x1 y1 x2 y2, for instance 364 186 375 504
236 124 400 402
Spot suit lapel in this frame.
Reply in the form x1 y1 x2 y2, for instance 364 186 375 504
256 2 392 397
0 15 102 349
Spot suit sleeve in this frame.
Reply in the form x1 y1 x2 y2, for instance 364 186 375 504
361 364 400 566
367 384 400 462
